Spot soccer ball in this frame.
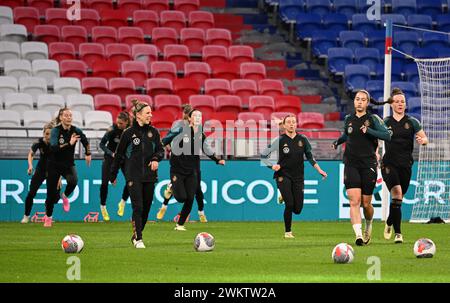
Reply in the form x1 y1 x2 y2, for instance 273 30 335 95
61 234 84 253
332 243 354 264
194 232 215 252
413 238 436 258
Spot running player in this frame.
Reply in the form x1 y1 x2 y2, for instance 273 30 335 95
332 90 391 246
99 111 131 221
261 115 327 238
43 108 91 227
162 109 225 231
156 104 208 223
110 100 164 248
21 123 61 223
382 88 428 243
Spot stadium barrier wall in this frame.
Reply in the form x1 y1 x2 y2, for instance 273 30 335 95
0 160 422 222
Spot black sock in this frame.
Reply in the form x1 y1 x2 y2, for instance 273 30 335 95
387 204 395 226
391 199 402 234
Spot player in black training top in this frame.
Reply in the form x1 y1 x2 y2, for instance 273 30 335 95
110 99 164 249
381 88 428 244
99 111 131 221
21 123 61 223
261 115 327 238
43 108 91 227
162 109 225 231
332 90 391 246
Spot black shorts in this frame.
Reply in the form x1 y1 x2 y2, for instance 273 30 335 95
344 166 377 195
381 163 412 195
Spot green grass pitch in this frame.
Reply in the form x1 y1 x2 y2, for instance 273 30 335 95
0 221 448 282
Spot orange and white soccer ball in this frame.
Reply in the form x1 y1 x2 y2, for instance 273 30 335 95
332 243 354 264
194 232 215 252
413 238 436 258
61 234 84 253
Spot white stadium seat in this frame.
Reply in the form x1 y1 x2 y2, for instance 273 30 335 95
4 59 31 79
0 41 20 68
0 110 21 127
21 42 48 61
3 93 34 116
0 24 27 43
71 110 84 128
23 110 52 128
32 59 59 85
0 76 18 97
66 94 94 114
84 110 112 129
19 76 47 102
0 6 13 25
53 77 81 97
37 94 65 115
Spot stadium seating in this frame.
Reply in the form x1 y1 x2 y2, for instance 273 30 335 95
23 110 52 128
306 0 332 16
0 24 27 42
339 31 365 52
312 31 338 58
394 31 421 54
121 61 148 87
145 78 173 97
392 0 417 17
79 43 105 68
21 42 48 61
0 41 20 68
66 94 95 114
94 94 123 121
240 62 266 81
173 78 201 101
352 14 378 35
391 81 418 99
365 80 384 101
32 59 60 85
101 9 128 27
323 13 348 32
407 14 433 30
180 28 205 54
354 48 380 74
229 45 254 64
132 44 158 66
13 7 39 33
249 95 275 120
334 0 358 19
274 95 302 114
231 79 257 105
0 110 21 127
202 45 229 66
206 28 232 47
151 27 178 52
92 26 118 46
344 64 371 92
34 25 60 45
84 110 113 129
184 62 211 84
258 79 285 97
118 27 145 45
4 59 32 79
61 26 88 50
125 95 153 111
3 92 34 115
279 0 304 23
82 77 109 96
0 6 13 25
154 94 182 116
160 10 186 34
60 60 88 79
53 77 82 97
150 61 177 80
298 112 325 129
46 8 71 28
188 11 214 30
189 95 216 115
106 43 132 66
174 0 200 17
0 76 18 97
133 10 159 36
164 44 190 71
211 62 240 80
37 94 65 115
109 78 136 102
205 78 231 97
295 13 322 40
216 95 242 114
142 0 170 15
73 9 100 34
18 76 47 101
117 0 143 16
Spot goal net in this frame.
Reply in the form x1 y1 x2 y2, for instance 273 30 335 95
410 58 450 223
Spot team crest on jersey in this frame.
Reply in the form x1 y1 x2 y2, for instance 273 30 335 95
172 175 177 182
283 147 290 154
59 138 65 144
278 176 283 182
364 120 370 127
348 126 353 134
298 140 303 147
128 181 133 187
385 166 390 174
133 138 140 145
148 131 153 138
114 137 120 143
404 122 410 129
388 127 393 136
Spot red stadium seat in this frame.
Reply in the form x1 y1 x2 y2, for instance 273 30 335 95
151 27 178 53
208 111 238 125
271 112 295 122
274 95 302 114
173 78 201 102
216 95 242 114
258 79 284 97
249 95 275 120
142 0 169 15
180 28 205 54
60 60 88 79
151 110 176 130
164 44 189 72
229 45 254 64
160 10 186 34
132 44 158 65
106 43 132 65
117 0 142 16
82 77 109 96
100 9 128 27
231 79 257 106
184 62 210 84
87 0 113 11
28 0 53 16
109 77 136 102
202 45 228 66
297 112 325 129
150 61 177 80
92 26 117 46
49 42 76 61
73 9 100 35
121 61 148 87
316 131 341 139
118 27 145 45
206 29 232 47
211 62 240 81
125 94 153 111
174 0 199 17
94 94 123 121
13 7 40 33
0 0 25 9
92 59 120 79
46 8 71 28
145 78 173 97
240 62 266 81
189 95 216 115
204 78 230 97
237 112 265 123
79 43 105 68
61 26 88 50
34 25 60 44
154 94 182 116
188 11 214 30
133 10 159 36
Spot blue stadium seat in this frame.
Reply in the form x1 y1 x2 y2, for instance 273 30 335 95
438 47 450 58
436 14 450 32
408 112 421 121
366 30 386 55
305 0 332 16
381 14 407 26
403 63 419 86
295 13 323 40
345 64 371 92
391 81 418 99
352 14 378 35
412 47 436 59
422 32 449 49
356 0 376 13
323 13 349 32
394 31 420 54
375 63 402 81
339 31 365 52
392 0 416 17
327 47 353 76
312 30 338 58
355 47 380 74
416 0 443 20
366 80 384 101
279 0 305 23
333 0 358 19
407 97 421 115
407 14 433 30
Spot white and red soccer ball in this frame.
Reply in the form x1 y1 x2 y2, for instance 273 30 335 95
61 234 84 253
332 243 354 264
194 232 215 252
